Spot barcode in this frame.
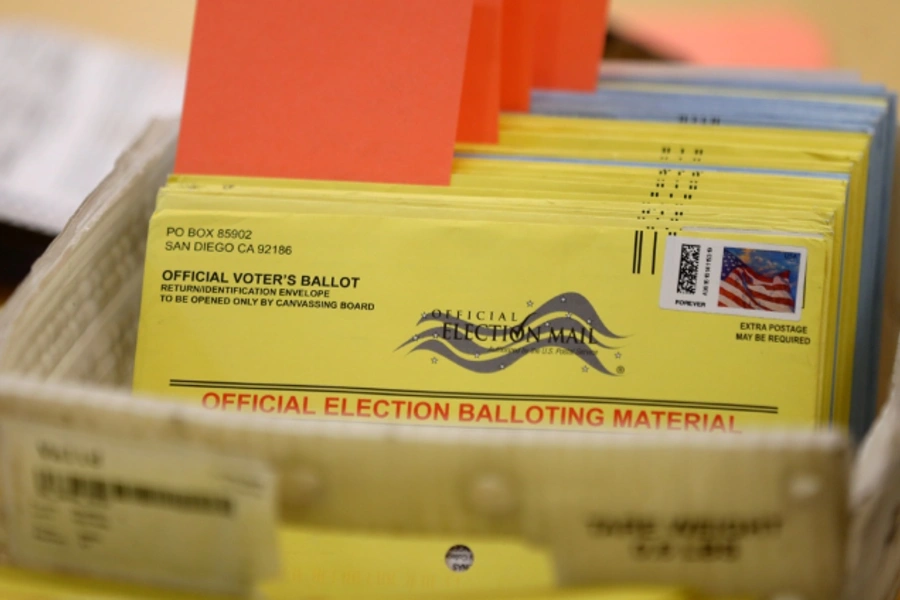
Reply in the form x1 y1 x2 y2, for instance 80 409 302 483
34 470 232 516
677 244 701 294
677 115 722 125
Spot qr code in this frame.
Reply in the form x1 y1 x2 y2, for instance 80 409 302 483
677 244 700 294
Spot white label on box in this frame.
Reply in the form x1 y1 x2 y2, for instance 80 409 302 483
0 420 279 596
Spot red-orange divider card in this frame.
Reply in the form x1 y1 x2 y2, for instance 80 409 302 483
458 0 503 143
175 0 475 186
501 0 537 112
533 0 610 91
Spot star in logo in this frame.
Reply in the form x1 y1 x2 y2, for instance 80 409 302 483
500 365 506 370
615 352 622 359
582 366 589 373
431 357 439 364
421 312 427 318
474 353 480 358
412 335 419 341
566 312 572 318
526 300 534 308
561 297 567 303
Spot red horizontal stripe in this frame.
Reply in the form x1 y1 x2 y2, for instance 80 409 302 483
734 270 794 306
722 276 794 312
719 285 755 310
744 286 794 306
734 266 790 289
732 265 794 291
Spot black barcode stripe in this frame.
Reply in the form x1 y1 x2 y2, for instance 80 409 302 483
637 231 644 274
632 230 639 274
34 471 232 516
651 232 659 275
803 273 807 309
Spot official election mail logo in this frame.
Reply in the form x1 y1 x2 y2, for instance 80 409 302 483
396 292 626 374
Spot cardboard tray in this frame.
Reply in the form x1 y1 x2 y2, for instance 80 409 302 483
1 120 900 600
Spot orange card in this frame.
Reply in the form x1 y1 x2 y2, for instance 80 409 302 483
175 0 475 186
457 0 503 144
532 0 609 91
501 0 537 112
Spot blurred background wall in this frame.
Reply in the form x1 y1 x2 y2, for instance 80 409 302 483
0 0 897 90
0 0 194 61
610 0 900 88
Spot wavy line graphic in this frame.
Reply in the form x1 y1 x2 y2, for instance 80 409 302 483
398 292 625 374
409 337 617 375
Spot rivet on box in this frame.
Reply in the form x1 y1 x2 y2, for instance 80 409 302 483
788 473 822 501
281 467 322 508
468 473 517 517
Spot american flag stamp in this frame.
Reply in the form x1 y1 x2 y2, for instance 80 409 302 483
659 237 806 321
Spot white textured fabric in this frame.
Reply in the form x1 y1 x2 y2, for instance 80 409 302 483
0 22 184 234
0 117 178 385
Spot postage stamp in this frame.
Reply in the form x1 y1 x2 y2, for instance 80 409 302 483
660 236 806 321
